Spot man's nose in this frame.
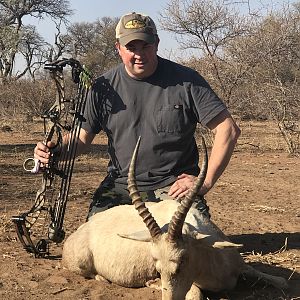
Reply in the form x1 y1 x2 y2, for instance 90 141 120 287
133 48 145 58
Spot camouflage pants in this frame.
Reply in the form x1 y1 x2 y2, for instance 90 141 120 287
87 177 210 220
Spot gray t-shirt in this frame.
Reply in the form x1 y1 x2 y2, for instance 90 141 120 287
82 56 226 191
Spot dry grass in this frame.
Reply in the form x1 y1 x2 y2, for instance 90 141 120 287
0 213 10 233
0 212 14 242
242 238 300 281
248 204 286 213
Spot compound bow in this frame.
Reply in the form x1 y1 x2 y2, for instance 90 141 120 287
12 58 92 257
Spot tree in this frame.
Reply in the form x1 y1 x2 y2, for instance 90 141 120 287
62 17 120 75
16 25 50 80
160 0 249 108
238 10 300 154
0 0 72 83
161 0 300 153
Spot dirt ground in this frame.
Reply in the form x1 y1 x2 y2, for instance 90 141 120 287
0 119 299 300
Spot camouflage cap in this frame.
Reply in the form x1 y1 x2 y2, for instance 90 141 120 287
116 12 157 46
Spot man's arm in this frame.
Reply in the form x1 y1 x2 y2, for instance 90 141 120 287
62 128 96 156
200 109 241 194
168 109 240 199
34 128 96 164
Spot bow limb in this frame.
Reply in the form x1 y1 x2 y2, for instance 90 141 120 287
11 121 58 257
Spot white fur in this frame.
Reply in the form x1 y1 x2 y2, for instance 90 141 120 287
62 200 288 300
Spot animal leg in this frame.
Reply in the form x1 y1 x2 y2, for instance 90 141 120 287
95 274 111 283
185 284 204 300
146 278 161 291
242 265 288 289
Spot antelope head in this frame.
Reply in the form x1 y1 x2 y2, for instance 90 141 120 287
125 136 208 299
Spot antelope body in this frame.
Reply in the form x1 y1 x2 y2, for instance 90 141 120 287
62 137 288 300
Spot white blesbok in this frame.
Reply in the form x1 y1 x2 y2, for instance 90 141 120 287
62 137 288 300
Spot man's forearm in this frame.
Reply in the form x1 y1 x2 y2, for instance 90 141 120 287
60 129 96 159
202 113 240 195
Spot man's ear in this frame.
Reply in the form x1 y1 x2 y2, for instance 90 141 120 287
115 41 121 53
155 36 160 50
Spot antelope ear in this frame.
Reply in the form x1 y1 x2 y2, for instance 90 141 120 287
118 230 152 242
212 241 243 249
195 232 243 249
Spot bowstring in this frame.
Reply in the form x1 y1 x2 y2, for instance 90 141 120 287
51 65 92 233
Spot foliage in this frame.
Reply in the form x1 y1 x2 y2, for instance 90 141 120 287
62 17 120 75
0 0 72 82
161 0 300 154
0 78 55 119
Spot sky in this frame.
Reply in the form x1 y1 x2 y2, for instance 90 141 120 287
19 0 295 67
22 0 181 59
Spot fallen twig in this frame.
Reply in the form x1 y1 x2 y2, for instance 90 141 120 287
52 287 72 295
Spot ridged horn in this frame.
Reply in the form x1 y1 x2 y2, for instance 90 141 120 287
127 136 162 240
168 136 208 242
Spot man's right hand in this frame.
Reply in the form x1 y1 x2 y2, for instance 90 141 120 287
34 141 56 165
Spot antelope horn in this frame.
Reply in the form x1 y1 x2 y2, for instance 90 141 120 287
127 136 162 240
168 136 208 242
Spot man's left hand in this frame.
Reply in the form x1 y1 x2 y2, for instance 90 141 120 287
168 173 197 199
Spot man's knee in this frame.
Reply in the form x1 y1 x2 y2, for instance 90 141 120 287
86 185 132 221
87 199 116 220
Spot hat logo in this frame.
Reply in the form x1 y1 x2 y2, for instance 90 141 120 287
125 19 146 29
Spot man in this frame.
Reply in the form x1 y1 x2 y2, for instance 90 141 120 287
34 12 240 220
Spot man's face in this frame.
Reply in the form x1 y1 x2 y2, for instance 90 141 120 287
116 38 159 79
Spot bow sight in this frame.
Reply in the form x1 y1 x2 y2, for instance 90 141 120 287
12 58 92 257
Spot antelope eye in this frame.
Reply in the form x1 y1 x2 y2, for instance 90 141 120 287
175 254 187 274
